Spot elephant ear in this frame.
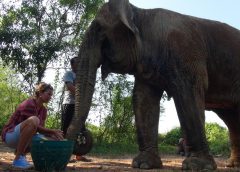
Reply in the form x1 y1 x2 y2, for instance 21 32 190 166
108 0 137 33
98 0 140 80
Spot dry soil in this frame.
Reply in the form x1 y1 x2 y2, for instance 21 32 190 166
0 141 239 172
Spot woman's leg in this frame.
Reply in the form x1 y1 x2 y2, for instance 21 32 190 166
5 124 21 149
15 116 40 160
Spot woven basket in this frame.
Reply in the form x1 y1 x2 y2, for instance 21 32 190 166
31 140 74 172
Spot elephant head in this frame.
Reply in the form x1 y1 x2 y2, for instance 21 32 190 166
66 0 140 153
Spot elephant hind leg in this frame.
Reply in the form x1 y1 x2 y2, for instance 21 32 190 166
214 108 240 167
172 83 217 170
182 152 217 170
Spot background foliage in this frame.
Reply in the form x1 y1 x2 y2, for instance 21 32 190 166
160 123 229 156
0 63 27 132
0 0 104 93
0 0 105 128
205 123 229 155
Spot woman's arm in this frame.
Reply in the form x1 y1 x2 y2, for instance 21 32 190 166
37 125 64 140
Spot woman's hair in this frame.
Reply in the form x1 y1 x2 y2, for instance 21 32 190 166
34 82 53 98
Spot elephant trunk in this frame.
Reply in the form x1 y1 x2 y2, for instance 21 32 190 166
66 49 98 140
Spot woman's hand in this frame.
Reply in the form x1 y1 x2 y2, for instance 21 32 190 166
49 129 64 141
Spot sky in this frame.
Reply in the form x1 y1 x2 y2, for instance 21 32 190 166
129 0 239 29
127 0 240 133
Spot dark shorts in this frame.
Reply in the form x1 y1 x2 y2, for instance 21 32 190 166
61 104 75 136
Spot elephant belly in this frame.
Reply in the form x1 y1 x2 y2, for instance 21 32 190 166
205 76 240 109
205 92 236 110
205 102 234 109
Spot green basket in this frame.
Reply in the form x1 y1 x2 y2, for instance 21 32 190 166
31 140 74 172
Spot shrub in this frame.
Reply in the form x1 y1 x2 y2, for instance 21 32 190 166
158 133 165 143
160 123 230 156
162 127 182 145
205 123 229 156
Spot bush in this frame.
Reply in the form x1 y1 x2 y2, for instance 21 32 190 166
160 123 230 156
90 142 138 155
84 123 230 156
45 112 61 129
158 133 165 143
162 127 182 145
159 143 177 154
205 123 229 156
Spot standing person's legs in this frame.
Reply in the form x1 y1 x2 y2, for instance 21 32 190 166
61 104 91 162
61 104 75 136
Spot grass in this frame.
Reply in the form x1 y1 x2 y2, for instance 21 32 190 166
89 142 229 158
89 142 176 156
89 142 138 156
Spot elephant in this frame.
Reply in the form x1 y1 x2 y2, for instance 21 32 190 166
66 0 240 170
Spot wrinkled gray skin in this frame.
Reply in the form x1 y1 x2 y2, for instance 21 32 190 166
66 0 240 170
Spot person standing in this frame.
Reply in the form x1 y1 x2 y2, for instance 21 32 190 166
61 57 77 137
1 82 64 169
61 57 90 162
176 137 190 157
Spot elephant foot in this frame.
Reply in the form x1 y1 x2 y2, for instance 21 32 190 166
226 158 240 167
132 151 162 169
182 153 217 170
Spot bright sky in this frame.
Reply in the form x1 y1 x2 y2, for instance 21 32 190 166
129 0 239 29
129 0 240 133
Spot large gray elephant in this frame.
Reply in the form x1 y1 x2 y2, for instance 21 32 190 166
66 0 240 170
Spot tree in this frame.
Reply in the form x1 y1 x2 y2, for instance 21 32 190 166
205 123 229 155
0 0 104 93
97 74 135 144
88 72 167 144
0 63 27 132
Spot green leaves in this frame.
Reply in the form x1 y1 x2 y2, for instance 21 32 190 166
162 123 230 156
0 64 27 132
91 74 136 144
59 0 83 7
205 123 229 155
0 0 104 91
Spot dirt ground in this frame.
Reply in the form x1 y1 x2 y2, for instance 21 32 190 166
0 141 240 172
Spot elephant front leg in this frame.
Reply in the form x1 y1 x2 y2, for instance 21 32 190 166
173 86 217 170
132 80 163 169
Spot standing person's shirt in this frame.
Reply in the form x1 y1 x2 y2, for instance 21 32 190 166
1 98 47 142
63 70 76 105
